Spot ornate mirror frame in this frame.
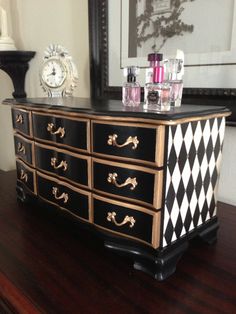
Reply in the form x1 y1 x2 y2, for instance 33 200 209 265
88 0 236 125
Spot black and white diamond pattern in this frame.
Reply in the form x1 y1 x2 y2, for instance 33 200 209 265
162 117 225 247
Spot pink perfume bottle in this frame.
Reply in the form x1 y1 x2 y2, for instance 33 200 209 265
145 64 170 111
164 58 184 107
145 53 163 101
122 66 141 107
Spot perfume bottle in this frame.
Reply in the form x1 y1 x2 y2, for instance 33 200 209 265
164 58 184 107
145 53 163 101
144 64 170 111
122 66 141 107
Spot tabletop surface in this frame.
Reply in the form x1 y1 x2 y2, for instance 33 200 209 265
0 170 236 313
4 97 230 121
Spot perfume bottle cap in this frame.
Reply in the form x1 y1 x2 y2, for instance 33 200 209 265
148 53 163 62
123 66 140 83
153 66 164 83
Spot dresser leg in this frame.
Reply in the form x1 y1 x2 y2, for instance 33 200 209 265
197 218 219 245
133 242 188 281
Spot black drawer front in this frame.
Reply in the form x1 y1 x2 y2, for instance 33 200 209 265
33 113 88 151
92 123 157 163
35 145 89 187
14 135 33 165
93 197 153 244
16 160 35 193
93 161 155 206
12 108 30 136
37 175 89 220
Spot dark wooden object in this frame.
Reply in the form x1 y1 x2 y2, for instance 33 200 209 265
0 170 236 313
88 0 236 126
0 51 35 98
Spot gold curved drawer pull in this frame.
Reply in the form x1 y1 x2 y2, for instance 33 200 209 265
17 142 26 154
16 114 23 124
52 187 68 203
47 123 65 138
51 157 68 171
107 134 139 150
107 172 138 190
20 169 28 182
107 211 135 228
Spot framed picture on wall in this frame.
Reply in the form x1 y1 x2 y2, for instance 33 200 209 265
89 0 236 125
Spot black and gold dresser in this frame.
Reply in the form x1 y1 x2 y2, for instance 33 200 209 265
4 98 230 280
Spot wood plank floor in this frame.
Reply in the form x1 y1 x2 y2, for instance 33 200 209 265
0 170 236 314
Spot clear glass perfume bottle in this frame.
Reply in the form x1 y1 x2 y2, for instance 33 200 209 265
164 58 183 107
144 65 171 111
145 53 163 101
122 66 141 107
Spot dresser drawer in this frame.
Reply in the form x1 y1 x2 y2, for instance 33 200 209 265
93 195 160 248
37 172 91 221
92 121 164 166
14 134 34 166
16 159 36 194
35 143 90 188
12 108 31 137
92 158 162 208
32 112 89 152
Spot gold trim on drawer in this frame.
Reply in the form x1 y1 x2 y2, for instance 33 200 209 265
14 133 35 168
92 157 163 210
35 142 91 189
92 194 160 249
32 111 91 153
91 120 165 167
37 171 92 223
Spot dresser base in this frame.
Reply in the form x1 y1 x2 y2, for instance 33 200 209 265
104 218 219 281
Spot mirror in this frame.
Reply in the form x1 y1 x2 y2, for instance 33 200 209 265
88 0 236 125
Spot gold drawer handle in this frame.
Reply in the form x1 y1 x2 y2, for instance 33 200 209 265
107 134 139 150
107 172 138 190
16 114 23 124
47 123 65 138
17 142 26 154
107 211 135 228
20 169 28 182
52 187 68 203
51 157 68 171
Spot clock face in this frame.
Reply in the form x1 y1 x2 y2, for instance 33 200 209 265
41 59 67 88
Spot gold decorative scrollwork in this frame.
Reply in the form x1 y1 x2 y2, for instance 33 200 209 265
16 114 23 124
50 157 68 171
107 172 138 190
106 211 136 228
47 123 65 138
52 187 69 203
107 134 139 150
17 142 26 154
20 169 28 182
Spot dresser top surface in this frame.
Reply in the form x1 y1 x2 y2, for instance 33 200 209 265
4 97 230 121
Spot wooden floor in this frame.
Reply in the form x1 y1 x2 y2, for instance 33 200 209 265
0 170 236 314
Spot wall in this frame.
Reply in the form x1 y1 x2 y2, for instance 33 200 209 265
0 0 90 170
0 0 236 206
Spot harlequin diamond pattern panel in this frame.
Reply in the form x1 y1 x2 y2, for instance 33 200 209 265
162 117 225 247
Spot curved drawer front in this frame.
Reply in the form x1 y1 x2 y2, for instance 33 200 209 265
14 134 33 165
12 108 31 136
37 172 90 221
16 159 36 194
35 143 90 188
92 121 164 166
32 112 89 152
93 159 162 208
93 195 160 248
